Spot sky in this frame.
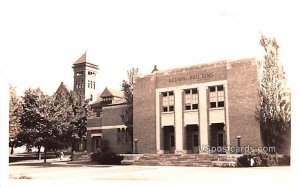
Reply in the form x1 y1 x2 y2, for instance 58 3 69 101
0 0 299 96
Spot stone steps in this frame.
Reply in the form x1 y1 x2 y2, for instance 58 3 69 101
125 154 241 167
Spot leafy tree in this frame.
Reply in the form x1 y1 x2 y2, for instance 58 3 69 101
9 84 22 154
18 88 64 163
54 91 91 153
120 68 139 152
256 34 291 155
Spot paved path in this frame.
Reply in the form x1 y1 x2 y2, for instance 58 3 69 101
7 159 298 188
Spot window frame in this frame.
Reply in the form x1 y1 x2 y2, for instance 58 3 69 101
209 85 225 108
184 88 199 111
161 91 174 112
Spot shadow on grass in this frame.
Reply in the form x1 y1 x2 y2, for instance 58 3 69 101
10 161 113 168
9 151 72 163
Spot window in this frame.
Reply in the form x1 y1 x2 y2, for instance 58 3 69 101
76 71 84 76
90 94 93 101
88 80 90 88
93 82 95 89
81 80 84 88
162 91 174 112
184 88 198 110
209 85 224 108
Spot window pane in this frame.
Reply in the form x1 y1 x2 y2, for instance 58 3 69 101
163 107 168 112
192 88 198 94
210 92 217 102
169 106 174 112
217 85 224 91
192 94 198 104
169 91 174 96
209 87 216 92
185 94 191 104
162 92 167 97
192 104 198 109
218 101 224 107
185 105 191 110
185 90 190 94
210 102 216 108
169 95 174 105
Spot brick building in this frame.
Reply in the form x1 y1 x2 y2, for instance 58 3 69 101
133 58 262 154
87 87 132 154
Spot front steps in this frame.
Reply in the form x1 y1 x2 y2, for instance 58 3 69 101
121 154 241 167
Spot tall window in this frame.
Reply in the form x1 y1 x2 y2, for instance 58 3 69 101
88 80 90 88
81 80 84 88
209 85 224 108
184 88 198 110
162 91 174 112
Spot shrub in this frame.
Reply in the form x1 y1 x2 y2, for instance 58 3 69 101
91 151 124 165
237 151 276 167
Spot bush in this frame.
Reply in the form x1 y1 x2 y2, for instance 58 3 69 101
91 151 124 165
237 151 276 167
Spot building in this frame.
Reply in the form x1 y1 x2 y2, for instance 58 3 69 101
56 53 132 154
87 87 132 154
133 58 262 154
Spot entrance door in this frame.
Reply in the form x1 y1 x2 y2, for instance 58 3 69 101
170 133 175 153
217 130 224 147
192 133 199 153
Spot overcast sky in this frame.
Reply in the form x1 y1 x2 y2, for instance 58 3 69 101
0 0 299 96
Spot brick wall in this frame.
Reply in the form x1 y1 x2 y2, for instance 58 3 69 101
102 104 132 154
102 105 126 126
102 129 132 154
226 59 262 148
133 76 157 153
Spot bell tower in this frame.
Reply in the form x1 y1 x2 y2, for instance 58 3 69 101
72 52 99 102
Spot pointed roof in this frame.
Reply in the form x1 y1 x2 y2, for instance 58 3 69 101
56 82 69 94
100 87 124 98
73 52 87 65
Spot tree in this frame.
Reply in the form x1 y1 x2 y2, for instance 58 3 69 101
256 34 291 155
18 88 64 163
120 68 139 153
54 91 91 153
9 84 22 154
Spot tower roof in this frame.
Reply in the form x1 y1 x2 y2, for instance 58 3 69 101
73 52 87 65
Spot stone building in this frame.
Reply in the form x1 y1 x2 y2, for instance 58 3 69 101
133 58 262 154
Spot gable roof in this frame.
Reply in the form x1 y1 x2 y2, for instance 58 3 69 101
100 87 124 98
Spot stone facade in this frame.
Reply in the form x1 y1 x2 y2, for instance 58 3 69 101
133 58 262 154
